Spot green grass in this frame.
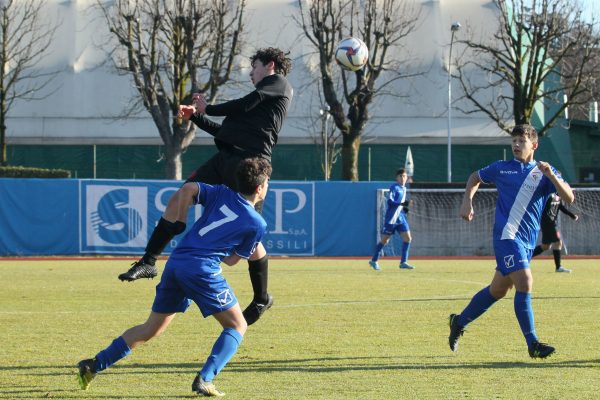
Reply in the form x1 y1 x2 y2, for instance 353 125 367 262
0 258 598 399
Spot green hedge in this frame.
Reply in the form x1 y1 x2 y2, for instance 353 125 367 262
0 165 71 178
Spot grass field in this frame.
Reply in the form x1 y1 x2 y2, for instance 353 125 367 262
0 257 598 399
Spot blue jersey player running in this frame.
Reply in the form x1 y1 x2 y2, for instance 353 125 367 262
369 168 415 271
448 125 574 359
77 158 272 397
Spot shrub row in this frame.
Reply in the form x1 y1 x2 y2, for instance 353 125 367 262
0 165 71 178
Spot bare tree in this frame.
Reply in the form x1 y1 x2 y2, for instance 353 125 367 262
0 0 59 166
295 0 421 181
455 0 600 136
98 0 245 179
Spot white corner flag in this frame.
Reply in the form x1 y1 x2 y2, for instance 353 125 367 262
405 146 414 177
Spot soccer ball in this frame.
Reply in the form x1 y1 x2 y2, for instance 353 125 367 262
335 37 369 72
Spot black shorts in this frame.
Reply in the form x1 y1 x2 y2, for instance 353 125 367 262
540 222 561 244
185 150 244 190
185 149 269 213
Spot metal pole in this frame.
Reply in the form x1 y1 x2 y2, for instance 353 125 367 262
320 105 330 181
368 147 371 181
447 22 460 183
93 144 97 179
324 114 328 181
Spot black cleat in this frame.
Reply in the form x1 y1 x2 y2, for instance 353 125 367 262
77 359 96 390
192 374 225 397
118 260 158 282
242 294 274 326
448 313 465 352
528 341 555 359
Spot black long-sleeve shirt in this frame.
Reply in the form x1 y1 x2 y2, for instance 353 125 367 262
541 193 577 226
190 74 293 160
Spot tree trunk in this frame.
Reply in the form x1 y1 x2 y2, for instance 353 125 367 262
341 132 360 181
0 102 6 166
165 143 183 180
0 125 6 166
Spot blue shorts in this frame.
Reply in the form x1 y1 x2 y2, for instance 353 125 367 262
493 239 533 276
382 220 409 235
152 257 237 318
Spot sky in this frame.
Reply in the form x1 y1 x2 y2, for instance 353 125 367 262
581 0 600 22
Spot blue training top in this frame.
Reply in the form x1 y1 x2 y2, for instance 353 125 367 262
170 183 267 266
478 159 561 249
384 183 408 225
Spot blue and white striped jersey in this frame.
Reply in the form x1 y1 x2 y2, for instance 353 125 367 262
384 183 408 225
478 159 561 248
171 183 266 264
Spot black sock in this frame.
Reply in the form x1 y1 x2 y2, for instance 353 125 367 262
553 249 561 270
248 255 269 303
532 245 543 257
143 217 186 265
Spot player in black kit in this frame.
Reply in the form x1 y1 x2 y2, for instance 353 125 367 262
118 47 293 325
531 193 579 273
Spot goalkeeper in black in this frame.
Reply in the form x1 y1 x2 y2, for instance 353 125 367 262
118 47 293 325
531 193 579 273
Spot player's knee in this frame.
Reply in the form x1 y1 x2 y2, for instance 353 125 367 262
236 320 248 336
490 285 509 299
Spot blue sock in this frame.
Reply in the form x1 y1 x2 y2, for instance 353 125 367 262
94 336 131 372
514 291 538 347
200 328 243 382
371 242 384 262
401 242 410 263
458 286 497 328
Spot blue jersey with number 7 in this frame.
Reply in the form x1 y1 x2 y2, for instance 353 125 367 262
170 183 266 264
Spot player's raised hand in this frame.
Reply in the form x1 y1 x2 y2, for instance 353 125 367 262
192 93 208 114
537 161 554 178
177 105 195 121
459 200 474 221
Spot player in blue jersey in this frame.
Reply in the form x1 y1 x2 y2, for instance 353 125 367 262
369 168 414 271
77 158 272 397
119 48 293 327
448 124 574 359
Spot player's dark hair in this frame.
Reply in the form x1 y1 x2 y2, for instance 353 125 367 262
396 168 406 177
236 158 272 196
511 124 538 142
251 47 292 76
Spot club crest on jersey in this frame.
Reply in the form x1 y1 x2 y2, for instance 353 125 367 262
216 289 234 307
504 254 515 269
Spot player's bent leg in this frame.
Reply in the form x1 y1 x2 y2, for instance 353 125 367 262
193 305 246 397
118 188 191 282
508 269 553 357
243 242 273 326
121 312 176 349
76 312 174 390
399 231 414 270
77 311 175 390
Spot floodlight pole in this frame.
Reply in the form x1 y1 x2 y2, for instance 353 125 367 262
320 105 331 181
447 22 461 183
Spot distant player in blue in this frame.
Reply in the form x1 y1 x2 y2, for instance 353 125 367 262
369 168 414 271
77 158 272 397
448 125 574 359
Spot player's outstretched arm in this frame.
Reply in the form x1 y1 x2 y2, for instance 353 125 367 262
460 171 482 221
537 161 575 204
